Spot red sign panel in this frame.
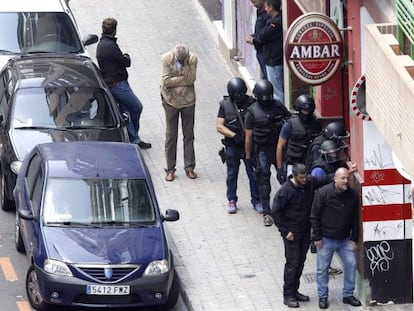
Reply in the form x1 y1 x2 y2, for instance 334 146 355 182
285 13 343 85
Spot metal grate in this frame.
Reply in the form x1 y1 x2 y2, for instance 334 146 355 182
75 264 140 283
397 0 414 58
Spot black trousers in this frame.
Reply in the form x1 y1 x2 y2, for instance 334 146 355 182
282 232 311 298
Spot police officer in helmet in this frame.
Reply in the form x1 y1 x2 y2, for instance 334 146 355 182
276 94 321 184
245 79 291 226
216 77 261 214
310 139 348 177
305 120 350 171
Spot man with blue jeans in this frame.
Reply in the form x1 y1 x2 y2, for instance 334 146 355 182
246 0 269 79
216 78 261 214
256 0 284 104
311 167 361 309
96 18 151 149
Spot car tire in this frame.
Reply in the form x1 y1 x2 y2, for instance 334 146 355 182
0 169 13 211
158 271 180 310
26 265 50 311
15 212 25 253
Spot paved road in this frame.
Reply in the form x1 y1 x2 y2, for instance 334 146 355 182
70 0 413 310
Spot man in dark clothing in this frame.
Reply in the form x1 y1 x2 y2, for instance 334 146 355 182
245 79 291 226
309 139 355 274
310 139 349 177
311 167 361 309
246 0 269 79
216 77 261 214
276 94 321 184
305 121 350 172
96 18 151 149
271 163 332 308
256 0 284 103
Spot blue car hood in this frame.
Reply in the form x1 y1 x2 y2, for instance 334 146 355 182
43 226 167 264
12 127 124 160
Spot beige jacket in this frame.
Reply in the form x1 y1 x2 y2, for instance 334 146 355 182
160 50 197 109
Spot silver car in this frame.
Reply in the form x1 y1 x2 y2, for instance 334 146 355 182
0 0 98 68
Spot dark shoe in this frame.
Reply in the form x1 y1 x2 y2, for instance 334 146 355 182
165 171 175 182
295 292 310 302
186 170 198 179
283 296 299 308
319 297 329 309
138 141 152 149
263 214 273 226
343 296 361 306
328 266 343 275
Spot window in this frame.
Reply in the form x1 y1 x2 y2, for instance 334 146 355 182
11 87 117 128
43 178 156 224
0 12 82 53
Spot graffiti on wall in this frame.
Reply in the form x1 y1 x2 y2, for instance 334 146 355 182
365 241 395 276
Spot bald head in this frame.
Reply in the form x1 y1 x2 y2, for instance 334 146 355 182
334 167 350 191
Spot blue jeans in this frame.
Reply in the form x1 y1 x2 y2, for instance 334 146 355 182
317 237 357 298
109 80 143 143
266 64 284 105
256 51 267 80
226 145 260 205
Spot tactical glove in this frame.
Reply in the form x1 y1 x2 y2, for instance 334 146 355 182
276 168 286 184
231 133 244 145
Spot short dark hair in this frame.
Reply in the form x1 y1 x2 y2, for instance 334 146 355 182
102 18 117 35
265 0 281 11
292 163 307 176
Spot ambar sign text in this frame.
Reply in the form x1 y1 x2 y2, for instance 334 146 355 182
285 13 343 85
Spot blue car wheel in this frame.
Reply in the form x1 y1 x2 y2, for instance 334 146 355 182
26 265 50 311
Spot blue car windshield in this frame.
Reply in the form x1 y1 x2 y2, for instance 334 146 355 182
12 87 117 128
43 178 156 225
0 12 82 53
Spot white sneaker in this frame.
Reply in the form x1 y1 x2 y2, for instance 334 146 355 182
227 201 237 214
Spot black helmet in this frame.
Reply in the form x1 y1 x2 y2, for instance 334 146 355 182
253 79 273 102
324 121 349 143
320 139 346 163
227 77 247 98
294 94 315 113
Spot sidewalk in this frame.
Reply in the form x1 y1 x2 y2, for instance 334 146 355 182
70 0 413 310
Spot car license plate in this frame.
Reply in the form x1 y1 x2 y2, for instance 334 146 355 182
86 285 130 295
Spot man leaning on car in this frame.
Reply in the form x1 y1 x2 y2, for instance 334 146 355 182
96 17 151 149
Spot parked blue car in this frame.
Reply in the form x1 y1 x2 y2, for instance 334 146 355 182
14 141 180 310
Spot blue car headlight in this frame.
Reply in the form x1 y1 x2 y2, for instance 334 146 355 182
143 259 170 276
44 259 73 276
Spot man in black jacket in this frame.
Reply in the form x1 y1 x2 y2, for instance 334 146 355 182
96 18 151 149
271 163 332 308
246 0 269 79
256 0 284 103
310 167 361 309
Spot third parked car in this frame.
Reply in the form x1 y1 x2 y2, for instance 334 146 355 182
0 0 98 68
